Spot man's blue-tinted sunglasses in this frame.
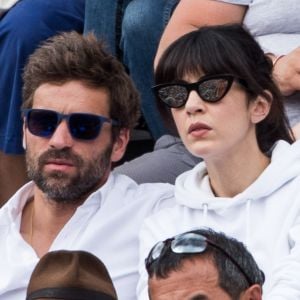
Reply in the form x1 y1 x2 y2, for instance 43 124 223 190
22 109 119 140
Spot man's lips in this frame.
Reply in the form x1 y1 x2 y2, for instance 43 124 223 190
44 159 75 171
45 159 75 166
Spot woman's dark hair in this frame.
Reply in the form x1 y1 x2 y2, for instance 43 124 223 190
155 24 294 153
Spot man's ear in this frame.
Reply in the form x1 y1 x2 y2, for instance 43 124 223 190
240 284 262 300
250 91 272 124
110 128 130 163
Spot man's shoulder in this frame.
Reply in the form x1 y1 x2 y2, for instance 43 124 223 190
138 182 174 197
111 173 174 199
105 173 175 214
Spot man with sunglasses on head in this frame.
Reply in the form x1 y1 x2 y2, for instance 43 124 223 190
146 228 264 300
0 31 174 300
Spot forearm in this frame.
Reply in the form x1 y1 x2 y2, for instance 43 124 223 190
155 0 247 66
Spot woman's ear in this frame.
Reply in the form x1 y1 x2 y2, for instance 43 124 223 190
110 128 130 163
250 91 272 124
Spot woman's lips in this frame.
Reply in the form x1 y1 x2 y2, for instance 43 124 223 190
188 122 212 137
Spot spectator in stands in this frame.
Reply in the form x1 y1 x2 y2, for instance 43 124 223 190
0 0 85 206
138 24 300 299
0 31 173 299
84 0 300 185
155 0 300 136
146 228 264 300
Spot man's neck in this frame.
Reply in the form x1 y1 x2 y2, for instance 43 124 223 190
20 189 84 257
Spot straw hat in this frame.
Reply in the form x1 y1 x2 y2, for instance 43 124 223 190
26 250 118 300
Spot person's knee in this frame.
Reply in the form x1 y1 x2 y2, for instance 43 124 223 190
1 0 84 45
1 1 53 41
122 0 162 39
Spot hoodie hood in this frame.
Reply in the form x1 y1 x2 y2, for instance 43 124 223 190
175 140 300 211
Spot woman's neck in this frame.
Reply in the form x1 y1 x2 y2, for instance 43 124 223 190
205 143 270 198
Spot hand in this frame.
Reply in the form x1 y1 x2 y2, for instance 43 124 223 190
273 47 300 96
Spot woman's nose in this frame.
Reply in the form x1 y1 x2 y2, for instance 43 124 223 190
184 90 206 114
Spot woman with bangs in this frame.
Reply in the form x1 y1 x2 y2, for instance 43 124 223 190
138 24 300 300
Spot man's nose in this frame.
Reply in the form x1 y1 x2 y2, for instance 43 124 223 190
48 120 74 149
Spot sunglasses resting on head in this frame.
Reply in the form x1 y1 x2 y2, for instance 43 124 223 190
146 231 264 287
22 109 120 140
153 74 247 108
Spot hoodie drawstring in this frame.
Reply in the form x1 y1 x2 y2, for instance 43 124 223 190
245 199 251 247
202 203 208 225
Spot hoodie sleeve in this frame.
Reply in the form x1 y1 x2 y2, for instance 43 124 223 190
264 217 300 300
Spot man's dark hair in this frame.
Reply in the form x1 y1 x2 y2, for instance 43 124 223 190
155 23 294 153
147 228 265 300
22 31 140 135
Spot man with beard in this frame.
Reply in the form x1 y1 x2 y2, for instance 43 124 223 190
0 31 174 300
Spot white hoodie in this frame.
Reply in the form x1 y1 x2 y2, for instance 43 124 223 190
138 140 300 300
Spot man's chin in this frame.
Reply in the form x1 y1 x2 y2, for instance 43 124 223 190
44 168 76 179
42 183 92 204
39 168 78 184
36 173 76 193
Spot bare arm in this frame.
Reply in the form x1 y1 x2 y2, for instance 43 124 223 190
271 48 300 96
154 0 247 66
270 48 300 138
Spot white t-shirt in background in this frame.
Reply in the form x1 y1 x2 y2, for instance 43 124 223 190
217 0 300 126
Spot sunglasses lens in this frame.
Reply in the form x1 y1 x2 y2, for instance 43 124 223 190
69 114 102 140
198 78 230 102
172 233 206 254
151 241 165 261
158 85 188 108
27 110 58 137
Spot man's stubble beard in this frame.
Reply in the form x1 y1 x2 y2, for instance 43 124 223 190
26 144 113 204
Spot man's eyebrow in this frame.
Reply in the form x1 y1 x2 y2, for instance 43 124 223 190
190 294 209 300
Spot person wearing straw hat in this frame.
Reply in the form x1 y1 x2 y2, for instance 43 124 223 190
26 250 117 300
